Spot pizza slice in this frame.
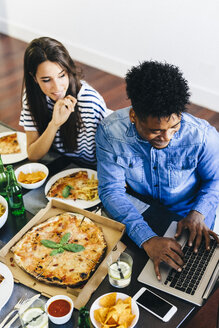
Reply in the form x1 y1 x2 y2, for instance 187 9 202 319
0 273 5 285
47 170 98 201
0 132 21 154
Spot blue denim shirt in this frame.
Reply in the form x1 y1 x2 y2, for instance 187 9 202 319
95 107 219 248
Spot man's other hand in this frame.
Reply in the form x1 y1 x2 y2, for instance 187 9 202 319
142 236 184 281
175 210 219 253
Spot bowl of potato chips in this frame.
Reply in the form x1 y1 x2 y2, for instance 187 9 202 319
15 163 49 189
90 292 139 328
0 195 8 229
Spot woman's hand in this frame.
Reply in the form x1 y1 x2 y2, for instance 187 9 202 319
52 95 77 127
26 95 77 161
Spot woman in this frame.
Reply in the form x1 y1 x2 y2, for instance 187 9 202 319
19 37 112 164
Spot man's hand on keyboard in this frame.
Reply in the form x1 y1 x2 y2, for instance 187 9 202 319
175 210 219 253
142 236 184 281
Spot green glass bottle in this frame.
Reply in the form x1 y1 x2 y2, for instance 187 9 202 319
0 155 8 199
6 165 26 217
78 307 92 328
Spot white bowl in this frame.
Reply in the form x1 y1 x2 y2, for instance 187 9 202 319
90 292 139 328
0 195 8 229
45 294 74 325
15 163 49 189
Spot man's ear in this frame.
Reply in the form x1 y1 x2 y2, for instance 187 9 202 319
129 107 136 124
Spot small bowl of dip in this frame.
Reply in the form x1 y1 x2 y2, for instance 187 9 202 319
45 295 74 325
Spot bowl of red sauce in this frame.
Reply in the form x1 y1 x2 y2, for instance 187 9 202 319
45 295 74 325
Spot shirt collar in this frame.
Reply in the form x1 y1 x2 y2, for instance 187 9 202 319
126 122 135 137
46 95 55 105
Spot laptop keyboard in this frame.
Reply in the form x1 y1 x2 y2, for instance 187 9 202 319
164 238 217 295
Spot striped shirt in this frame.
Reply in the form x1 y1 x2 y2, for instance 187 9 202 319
19 81 112 163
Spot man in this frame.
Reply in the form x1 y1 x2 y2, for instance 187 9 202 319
95 61 219 280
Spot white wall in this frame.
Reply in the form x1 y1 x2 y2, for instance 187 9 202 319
0 0 219 112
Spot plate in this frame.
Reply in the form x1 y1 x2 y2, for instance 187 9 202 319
0 131 27 164
0 262 14 310
44 168 101 209
90 292 139 328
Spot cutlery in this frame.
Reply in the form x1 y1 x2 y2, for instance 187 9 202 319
2 313 19 328
0 296 26 328
79 214 86 227
80 204 102 226
2 294 41 328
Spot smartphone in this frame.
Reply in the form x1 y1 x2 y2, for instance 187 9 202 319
133 287 177 322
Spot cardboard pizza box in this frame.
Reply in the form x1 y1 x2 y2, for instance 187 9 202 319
0 199 126 309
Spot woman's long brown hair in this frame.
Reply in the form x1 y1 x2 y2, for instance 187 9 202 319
22 37 82 151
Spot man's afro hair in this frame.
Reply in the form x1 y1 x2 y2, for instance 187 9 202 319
125 61 190 119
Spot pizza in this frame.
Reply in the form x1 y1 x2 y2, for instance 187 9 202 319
11 212 107 287
0 132 21 154
0 273 5 285
47 170 98 201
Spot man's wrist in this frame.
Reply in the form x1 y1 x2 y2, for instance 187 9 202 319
189 210 205 220
142 236 158 252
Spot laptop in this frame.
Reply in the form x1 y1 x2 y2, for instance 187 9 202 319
138 221 219 306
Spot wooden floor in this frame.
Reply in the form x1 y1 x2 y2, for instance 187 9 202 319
1 33 219 132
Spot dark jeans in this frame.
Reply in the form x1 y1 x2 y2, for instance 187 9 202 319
126 185 182 236
142 202 182 236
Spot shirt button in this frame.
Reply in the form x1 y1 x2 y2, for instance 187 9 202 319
153 166 157 170
154 184 158 187
129 163 133 168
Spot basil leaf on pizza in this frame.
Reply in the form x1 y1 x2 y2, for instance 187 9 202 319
41 232 85 255
62 185 72 198
50 248 65 256
60 232 71 245
41 240 60 249
62 243 85 252
11 212 107 287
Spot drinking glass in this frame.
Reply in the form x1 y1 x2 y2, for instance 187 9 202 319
19 298 48 328
107 252 133 288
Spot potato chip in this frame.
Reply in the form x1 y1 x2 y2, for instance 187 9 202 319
99 293 117 307
105 310 119 325
94 307 109 324
118 313 135 326
94 293 136 328
18 171 46 184
94 308 102 323
122 297 132 306
112 303 129 315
